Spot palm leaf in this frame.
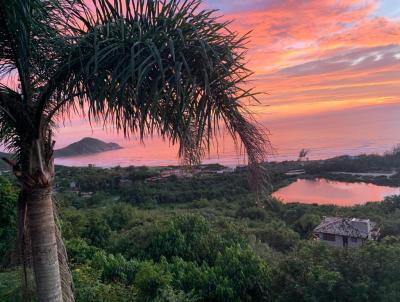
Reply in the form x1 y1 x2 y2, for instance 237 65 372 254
40 1 270 183
0 1 270 301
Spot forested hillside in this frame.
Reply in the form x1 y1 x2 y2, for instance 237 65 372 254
1 166 400 301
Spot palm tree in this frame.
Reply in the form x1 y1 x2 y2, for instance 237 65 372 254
298 148 310 161
0 0 268 301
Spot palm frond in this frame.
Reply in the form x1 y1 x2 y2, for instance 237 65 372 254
0 85 32 158
1 0 270 190
42 0 269 180
0 0 82 99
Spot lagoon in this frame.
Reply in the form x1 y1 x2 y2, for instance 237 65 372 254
273 178 400 206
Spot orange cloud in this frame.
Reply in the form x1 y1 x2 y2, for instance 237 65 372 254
213 0 400 120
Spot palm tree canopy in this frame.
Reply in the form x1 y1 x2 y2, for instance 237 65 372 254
0 0 269 180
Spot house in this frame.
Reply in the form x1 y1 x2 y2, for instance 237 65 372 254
313 217 380 248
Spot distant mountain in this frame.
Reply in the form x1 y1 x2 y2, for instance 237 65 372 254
0 138 122 169
54 137 123 157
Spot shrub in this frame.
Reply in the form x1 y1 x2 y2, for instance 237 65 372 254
104 203 136 231
0 177 17 266
236 207 268 221
254 221 300 251
66 238 100 264
134 260 172 302
73 265 136 302
144 215 245 264
92 251 139 285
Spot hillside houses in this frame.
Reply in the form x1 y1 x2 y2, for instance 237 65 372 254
313 217 380 248
146 165 236 182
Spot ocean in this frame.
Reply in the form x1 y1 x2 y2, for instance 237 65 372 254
54 103 400 168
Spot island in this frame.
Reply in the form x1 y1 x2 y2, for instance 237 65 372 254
54 137 123 157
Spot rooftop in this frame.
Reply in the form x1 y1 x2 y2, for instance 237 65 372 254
314 217 379 239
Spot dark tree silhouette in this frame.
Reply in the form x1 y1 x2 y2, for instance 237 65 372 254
0 0 268 300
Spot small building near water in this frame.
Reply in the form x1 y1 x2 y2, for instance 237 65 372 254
313 217 380 248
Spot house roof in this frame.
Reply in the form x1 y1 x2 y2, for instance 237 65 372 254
314 217 376 239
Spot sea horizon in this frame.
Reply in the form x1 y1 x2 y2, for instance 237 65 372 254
54 103 400 168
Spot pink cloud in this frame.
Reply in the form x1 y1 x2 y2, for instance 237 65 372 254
211 0 400 119
3 0 398 153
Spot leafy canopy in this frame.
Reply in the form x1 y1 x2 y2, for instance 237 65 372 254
0 0 268 173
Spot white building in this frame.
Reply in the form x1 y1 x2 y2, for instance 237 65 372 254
313 217 380 248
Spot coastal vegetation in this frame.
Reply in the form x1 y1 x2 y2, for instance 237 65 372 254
1 163 400 301
1 0 399 300
0 0 267 300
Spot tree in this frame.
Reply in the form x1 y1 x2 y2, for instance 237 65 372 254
0 177 17 266
298 149 310 161
0 0 268 301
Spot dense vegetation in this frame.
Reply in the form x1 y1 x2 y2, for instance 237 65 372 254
1 162 400 301
300 147 400 186
1 0 269 299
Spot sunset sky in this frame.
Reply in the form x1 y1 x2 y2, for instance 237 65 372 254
54 0 400 164
204 0 400 119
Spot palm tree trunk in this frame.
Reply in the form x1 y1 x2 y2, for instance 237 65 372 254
27 184 63 302
13 136 72 301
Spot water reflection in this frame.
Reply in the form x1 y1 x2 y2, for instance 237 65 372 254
53 103 400 167
272 178 400 206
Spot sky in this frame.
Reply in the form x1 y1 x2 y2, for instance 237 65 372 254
200 0 400 121
43 1 400 163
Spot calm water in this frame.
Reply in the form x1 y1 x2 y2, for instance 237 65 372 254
272 178 400 206
54 103 400 167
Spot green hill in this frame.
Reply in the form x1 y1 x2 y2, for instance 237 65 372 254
0 138 122 170
54 137 122 157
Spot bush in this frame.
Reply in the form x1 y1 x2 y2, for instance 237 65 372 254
144 215 246 264
0 177 17 266
73 265 136 302
66 238 100 265
211 245 271 301
191 198 210 209
271 241 341 302
254 221 300 251
92 251 140 285
104 203 136 231
293 213 321 238
134 260 172 302
83 213 111 248
164 246 271 302
0 269 35 302
236 207 268 221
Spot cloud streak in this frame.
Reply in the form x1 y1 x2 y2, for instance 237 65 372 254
207 0 400 120
53 0 400 150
